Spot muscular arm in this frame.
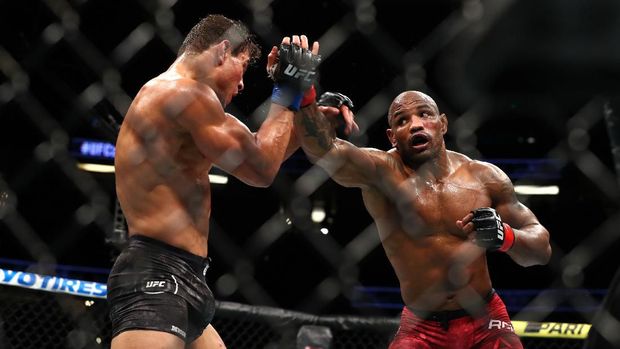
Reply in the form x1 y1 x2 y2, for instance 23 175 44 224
484 163 552 267
178 86 294 187
294 103 381 188
282 126 301 160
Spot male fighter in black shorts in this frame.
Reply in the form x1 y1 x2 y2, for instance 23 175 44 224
107 14 334 348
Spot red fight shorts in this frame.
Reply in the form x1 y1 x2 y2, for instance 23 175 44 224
389 292 523 349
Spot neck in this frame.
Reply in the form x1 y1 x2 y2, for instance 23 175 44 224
403 147 451 181
168 53 224 106
169 53 212 84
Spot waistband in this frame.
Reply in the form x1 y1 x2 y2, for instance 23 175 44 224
409 289 496 322
128 234 210 275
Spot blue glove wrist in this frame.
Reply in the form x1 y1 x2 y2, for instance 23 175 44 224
271 85 303 111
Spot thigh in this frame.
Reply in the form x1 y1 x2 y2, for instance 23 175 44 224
389 336 432 349
475 333 523 349
476 295 523 348
389 328 434 349
112 329 185 349
188 325 226 349
109 291 191 340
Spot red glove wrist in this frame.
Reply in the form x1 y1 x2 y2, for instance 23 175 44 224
300 85 316 108
499 223 515 252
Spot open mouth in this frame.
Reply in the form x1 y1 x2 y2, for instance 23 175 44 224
410 134 430 147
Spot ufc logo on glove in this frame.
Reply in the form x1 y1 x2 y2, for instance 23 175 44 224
283 64 316 81
471 207 515 252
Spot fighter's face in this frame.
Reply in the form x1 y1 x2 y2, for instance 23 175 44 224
386 92 447 163
219 51 250 106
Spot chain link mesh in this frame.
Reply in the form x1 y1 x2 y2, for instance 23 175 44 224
1 0 619 348
0 286 588 349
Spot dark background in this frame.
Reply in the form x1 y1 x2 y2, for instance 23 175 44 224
1 0 619 322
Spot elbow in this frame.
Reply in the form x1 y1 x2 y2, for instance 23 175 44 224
538 231 552 265
540 243 552 265
513 228 552 267
242 176 272 188
522 247 551 267
515 253 549 268
234 165 277 187
514 236 552 267
253 177 274 188
253 166 279 187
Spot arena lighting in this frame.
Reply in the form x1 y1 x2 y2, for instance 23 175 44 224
208 174 228 184
77 163 115 173
311 207 326 223
76 163 229 184
514 185 559 195
320 227 329 235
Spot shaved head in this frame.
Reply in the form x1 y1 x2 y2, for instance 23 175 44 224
388 91 440 124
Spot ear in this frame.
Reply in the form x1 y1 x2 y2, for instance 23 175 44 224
386 128 396 148
440 113 448 135
214 40 231 65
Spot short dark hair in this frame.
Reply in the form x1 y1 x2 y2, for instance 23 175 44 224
178 14 261 63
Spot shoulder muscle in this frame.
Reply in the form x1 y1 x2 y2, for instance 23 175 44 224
469 159 516 205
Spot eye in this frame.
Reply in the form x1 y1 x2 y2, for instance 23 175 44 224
420 111 430 118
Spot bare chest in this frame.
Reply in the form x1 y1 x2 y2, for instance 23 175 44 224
390 179 491 235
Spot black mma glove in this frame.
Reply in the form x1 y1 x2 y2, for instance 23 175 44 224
317 92 354 109
270 43 321 111
471 207 515 252
316 91 355 135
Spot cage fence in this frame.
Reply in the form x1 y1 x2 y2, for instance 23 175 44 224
0 279 594 349
1 0 620 348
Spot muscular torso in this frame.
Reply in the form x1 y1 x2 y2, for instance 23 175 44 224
115 78 213 257
362 152 493 311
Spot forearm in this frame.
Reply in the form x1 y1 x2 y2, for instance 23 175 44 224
294 103 337 159
283 127 301 160
252 104 295 183
507 223 551 267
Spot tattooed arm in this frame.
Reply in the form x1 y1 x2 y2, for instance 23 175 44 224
294 103 384 188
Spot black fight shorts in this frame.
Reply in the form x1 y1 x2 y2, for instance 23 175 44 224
107 235 215 343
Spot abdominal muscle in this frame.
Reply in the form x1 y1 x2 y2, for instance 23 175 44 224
382 230 492 311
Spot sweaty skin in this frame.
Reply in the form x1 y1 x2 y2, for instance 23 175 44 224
115 35 316 258
111 33 319 349
296 91 551 311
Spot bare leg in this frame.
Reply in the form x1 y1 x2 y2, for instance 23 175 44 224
189 325 226 349
111 330 185 349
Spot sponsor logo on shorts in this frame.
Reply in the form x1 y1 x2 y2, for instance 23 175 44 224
488 319 514 332
145 280 166 288
171 325 186 339
143 279 169 295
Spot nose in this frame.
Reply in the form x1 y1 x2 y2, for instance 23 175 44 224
409 117 424 132
237 79 244 93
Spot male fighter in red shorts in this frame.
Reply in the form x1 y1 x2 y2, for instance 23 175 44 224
299 90 552 348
